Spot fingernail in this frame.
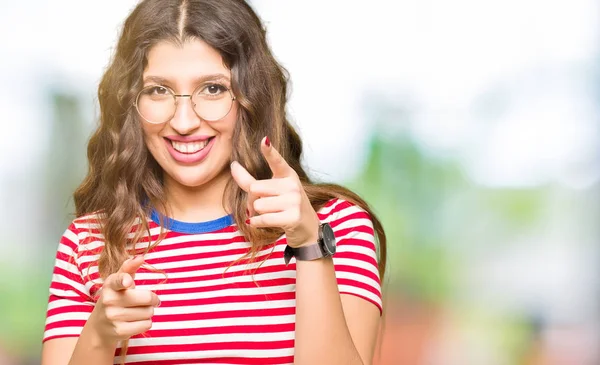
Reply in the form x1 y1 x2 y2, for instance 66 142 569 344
246 209 250 216
245 218 251 225
265 136 271 147
156 298 161 307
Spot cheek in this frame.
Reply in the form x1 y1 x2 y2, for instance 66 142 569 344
142 123 164 142
142 124 167 156
219 106 238 137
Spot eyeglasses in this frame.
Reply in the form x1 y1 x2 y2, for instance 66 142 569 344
134 83 236 124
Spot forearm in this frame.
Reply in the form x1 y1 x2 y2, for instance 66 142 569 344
294 257 363 365
68 317 117 365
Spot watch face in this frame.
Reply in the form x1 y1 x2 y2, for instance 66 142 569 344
321 223 336 255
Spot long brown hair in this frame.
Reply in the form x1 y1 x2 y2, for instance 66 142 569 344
75 0 387 287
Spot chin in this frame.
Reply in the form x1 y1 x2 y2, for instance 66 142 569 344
166 164 229 188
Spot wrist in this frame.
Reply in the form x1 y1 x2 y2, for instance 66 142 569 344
284 223 336 265
84 311 118 350
292 234 319 248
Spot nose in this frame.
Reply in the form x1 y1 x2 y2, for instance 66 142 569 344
169 96 201 134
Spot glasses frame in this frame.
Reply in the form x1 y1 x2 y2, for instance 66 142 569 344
134 84 237 124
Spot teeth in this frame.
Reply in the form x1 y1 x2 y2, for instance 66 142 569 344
171 140 209 154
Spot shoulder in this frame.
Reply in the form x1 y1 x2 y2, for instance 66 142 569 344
317 198 372 226
59 212 105 254
68 212 104 238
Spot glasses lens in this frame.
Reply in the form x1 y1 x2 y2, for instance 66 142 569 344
136 86 176 124
192 85 233 121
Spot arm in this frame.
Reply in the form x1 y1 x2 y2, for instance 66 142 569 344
230 138 383 365
294 258 381 365
42 330 116 365
41 253 158 365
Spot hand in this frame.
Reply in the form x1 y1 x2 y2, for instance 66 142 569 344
88 255 160 346
230 136 321 248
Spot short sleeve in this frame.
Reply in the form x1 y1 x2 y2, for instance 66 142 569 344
43 223 95 342
319 199 383 314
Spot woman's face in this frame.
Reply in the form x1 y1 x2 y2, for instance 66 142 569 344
140 38 237 189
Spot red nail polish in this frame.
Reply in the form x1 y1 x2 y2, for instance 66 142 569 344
265 136 271 147
246 209 250 216
245 218 251 225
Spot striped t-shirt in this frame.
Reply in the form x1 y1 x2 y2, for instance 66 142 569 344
43 198 383 364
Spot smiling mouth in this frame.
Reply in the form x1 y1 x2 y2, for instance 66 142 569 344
167 137 215 154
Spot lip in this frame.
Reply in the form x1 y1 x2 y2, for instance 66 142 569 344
164 136 215 164
164 135 214 142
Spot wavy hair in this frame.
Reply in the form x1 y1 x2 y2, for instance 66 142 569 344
75 0 387 305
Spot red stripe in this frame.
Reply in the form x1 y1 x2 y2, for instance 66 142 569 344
334 251 379 270
337 277 381 298
334 264 380 284
45 319 87 331
339 291 383 315
46 304 93 318
317 199 355 220
152 306 295 323
49 282 92 302
126 340 295 355
52 266 85 284
126 356 294 365
129 264 294 286
335 225 375 241
328 211 372 230
155 278 296 295
147 323 295 338
160 291 295 308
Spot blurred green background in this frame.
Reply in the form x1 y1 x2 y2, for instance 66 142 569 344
1 1 598 364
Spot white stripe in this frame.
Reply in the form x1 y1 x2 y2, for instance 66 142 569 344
62 228 79 246
56 242 78 258
77 229 244 251
338 284 382 308
117 347 294 364
335 271 381 292
317 198 348 216
150 314 296 330
155 284 296 301
45 311 91 325
79 247 284 276
335 238 378 256
128 331 295 347
147 270 296 291
333 257 379 278
53 253 81 274
154 299 296 315
49 275 90 298
46 299 94 312
135 257 286 280
44 327 83 339
334 218 374 235
76 224 244 251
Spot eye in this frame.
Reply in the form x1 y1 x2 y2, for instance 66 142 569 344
197 83 228 98
149 86 169 95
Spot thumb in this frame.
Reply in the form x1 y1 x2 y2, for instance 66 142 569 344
118 255 145 276
105 256 145 292
230 161 256 193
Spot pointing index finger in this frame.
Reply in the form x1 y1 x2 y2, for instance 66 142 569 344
261 136 295 178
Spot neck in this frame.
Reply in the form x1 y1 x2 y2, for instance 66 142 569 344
162 169 231 223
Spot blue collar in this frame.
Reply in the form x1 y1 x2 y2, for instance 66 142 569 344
150 209 234 234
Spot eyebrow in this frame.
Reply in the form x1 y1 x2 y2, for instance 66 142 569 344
142 73 231 85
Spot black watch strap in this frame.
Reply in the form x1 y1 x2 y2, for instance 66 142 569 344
284 243 324 265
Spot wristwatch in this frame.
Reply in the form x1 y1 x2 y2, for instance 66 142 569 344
284 223 336 265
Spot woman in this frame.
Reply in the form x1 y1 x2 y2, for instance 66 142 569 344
41 0 386 364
